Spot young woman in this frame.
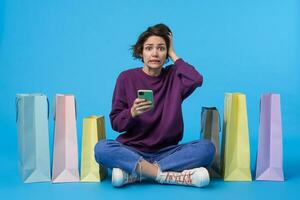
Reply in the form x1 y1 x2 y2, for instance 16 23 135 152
94 24 215 188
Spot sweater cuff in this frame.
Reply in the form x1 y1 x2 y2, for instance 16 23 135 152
174 58 184 65
174 58 191 74
124 108 138 127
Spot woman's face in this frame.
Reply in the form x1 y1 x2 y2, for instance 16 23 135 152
142 36 167 69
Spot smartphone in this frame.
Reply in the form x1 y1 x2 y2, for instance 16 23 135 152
137 90 154 108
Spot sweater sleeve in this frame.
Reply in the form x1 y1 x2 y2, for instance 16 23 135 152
109 73 137 133
174 58 203 100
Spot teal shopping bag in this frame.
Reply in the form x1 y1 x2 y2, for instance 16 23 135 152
16 94 51 183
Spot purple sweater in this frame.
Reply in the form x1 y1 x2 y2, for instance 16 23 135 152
109 58 203 152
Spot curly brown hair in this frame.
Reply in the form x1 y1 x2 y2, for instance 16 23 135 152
131 23 172 63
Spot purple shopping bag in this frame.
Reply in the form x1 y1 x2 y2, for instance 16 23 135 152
255 93 284 181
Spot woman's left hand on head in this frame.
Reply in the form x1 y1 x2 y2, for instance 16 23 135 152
168 32 179 62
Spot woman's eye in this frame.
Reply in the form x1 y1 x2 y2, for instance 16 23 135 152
159 47 166 51
145 47 152 51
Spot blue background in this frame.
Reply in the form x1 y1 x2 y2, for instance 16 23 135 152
0 0 299 199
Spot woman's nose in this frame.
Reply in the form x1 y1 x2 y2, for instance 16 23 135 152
151 49 159 56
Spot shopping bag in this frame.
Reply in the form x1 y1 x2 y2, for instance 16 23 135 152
52 94 79 183
255 93 284 181
16 93 51 183
221 93 252 181
201 107 221 178
80 116 107 182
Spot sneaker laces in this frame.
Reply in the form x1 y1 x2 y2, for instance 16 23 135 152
163 171 194 185
123 172 140 184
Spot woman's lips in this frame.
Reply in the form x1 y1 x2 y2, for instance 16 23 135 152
149 60 160 63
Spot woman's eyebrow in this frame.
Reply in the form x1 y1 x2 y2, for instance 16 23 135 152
144 43 166 46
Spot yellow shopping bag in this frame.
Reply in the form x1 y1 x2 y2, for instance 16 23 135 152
221 93 252 181
80 116 107 182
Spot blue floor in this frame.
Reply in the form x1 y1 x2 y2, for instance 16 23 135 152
1 136 299 200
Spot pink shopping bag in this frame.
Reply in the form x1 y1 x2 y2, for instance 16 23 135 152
52 94 79 183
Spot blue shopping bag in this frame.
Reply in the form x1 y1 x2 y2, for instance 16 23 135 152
16 94 51 183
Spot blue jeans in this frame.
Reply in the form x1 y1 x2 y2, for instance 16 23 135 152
94 139 215 175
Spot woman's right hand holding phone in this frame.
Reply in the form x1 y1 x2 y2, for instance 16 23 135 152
130 98 153 117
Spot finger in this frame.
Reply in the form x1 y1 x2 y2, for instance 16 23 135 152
135 98 146 104
137 107 152 114
137 101 152 106
137 106 152 112
137 105 153 111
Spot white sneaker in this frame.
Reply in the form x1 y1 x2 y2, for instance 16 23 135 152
156 167 210 188
112 168 141 187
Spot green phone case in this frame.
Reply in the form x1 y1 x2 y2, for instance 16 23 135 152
138 90 154 107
